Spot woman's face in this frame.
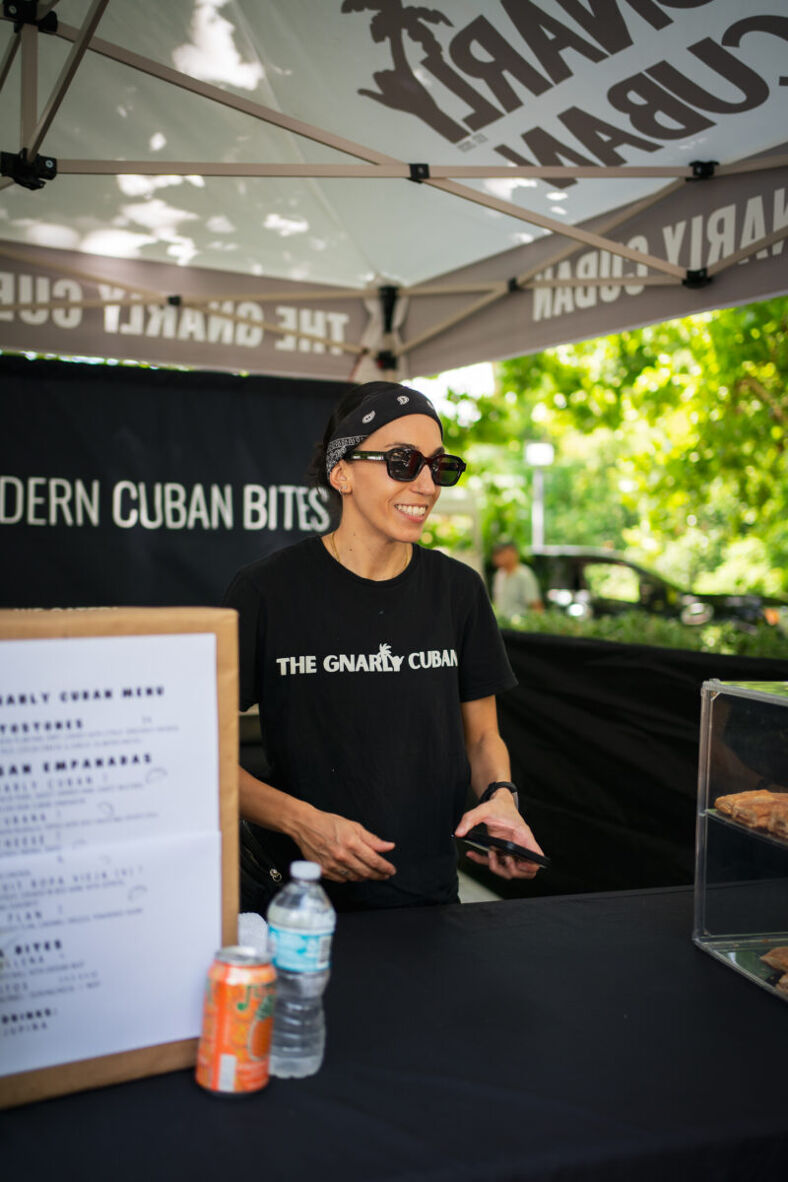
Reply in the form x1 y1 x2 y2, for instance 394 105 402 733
335 413 443 544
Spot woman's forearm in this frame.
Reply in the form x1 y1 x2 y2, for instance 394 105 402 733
238 765 312 840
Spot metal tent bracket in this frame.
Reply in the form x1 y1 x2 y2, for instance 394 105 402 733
0 146 56 188
408 163 430 183
2 1 57 33
688 160 718 182
683 268 712 289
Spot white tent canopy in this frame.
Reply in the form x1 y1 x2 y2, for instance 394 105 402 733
0 0 786 379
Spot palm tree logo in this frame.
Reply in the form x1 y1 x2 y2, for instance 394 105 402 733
341 0 468 142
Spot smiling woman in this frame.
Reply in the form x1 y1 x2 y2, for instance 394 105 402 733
222 379 547 913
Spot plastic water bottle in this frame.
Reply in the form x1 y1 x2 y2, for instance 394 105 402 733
266 861 336 1078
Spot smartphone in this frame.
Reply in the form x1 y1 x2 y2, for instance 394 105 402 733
459 824 551 868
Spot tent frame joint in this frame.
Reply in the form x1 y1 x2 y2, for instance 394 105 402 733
374 348 398 372
408 162 430 183
2 1 57 33
507 278 521 294
683 267 712 290
0 146 56 189
167 294 182 307
687 160 718 182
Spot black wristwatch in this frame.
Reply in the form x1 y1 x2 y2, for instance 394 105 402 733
479 780 519 812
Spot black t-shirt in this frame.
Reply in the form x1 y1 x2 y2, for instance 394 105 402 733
223 538 516 909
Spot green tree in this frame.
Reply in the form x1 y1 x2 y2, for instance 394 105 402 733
445 297 788 596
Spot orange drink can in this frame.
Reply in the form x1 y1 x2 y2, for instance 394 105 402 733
195 946 276 1095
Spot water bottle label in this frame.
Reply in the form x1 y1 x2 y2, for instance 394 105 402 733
268 925 333 972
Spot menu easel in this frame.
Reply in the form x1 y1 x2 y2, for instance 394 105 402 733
0 608 238 1109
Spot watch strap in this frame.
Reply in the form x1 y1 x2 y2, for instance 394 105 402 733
479 780 519 811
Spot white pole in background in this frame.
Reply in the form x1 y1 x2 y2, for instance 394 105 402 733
525 442 555 549
532 467 545 548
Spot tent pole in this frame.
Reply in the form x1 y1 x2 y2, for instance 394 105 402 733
54 21 394 166
0 292 365 357
0 296 158 315
399 287 508 358
529 276 675 288
428 177 684 279
400 179 688 357
174 303 363 356
55 160 721 180
513 180 685 288
149 287 377 305
718 155 788 176
19 24 37 149
49 21 698 281
707 225 788 276
27 0 109 158
0 25 19 93
404 283 500 297
0 241 167 300
0 241 371 313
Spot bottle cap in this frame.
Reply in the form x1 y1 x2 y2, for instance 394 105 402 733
290 860 321 881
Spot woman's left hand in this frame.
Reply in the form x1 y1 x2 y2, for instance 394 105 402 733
454 790 545 881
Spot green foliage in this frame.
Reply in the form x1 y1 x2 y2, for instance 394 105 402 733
500 610 788 659
439 296 788 597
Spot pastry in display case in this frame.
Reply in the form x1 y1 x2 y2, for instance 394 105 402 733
693 680 788 1001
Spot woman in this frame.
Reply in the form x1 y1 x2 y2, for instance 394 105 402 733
224 380 544 910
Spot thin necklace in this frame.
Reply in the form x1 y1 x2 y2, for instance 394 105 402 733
329 531 410 579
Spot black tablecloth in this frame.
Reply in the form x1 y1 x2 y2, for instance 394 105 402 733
3 888 787 1182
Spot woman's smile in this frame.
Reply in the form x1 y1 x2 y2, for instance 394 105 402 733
393 502 429 522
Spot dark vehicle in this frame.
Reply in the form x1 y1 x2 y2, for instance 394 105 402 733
526 546 787 629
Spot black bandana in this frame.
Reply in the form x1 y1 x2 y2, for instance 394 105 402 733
326 382 443 477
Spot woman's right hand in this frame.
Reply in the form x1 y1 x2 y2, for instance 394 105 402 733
293 804 396 883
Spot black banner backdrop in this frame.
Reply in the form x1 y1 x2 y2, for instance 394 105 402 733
0 355 345 609
460 631 788 900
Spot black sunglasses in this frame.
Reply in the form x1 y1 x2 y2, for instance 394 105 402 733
348 446 467 487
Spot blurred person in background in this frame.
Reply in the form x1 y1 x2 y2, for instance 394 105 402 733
491 541 544 618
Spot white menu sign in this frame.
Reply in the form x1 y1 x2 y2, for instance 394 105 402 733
0 633 223 1076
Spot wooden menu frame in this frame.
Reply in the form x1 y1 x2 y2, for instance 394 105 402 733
0 607 239 1109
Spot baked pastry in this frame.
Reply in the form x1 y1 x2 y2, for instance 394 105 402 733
732 798 778 829
713 789 788 836
715 790 775 817
760 946 788 973
766 797 788 839
776 974 788 997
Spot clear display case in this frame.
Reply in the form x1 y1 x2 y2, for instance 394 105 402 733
694 680 788 1001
